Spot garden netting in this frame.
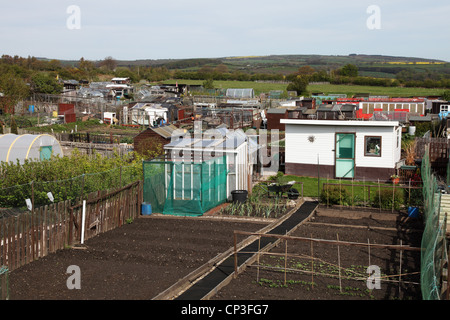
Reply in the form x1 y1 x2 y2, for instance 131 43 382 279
420 145 448 300
143 156 227 216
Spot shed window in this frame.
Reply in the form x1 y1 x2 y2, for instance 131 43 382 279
365 136 381 157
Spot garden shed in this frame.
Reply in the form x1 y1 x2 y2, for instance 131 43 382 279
163 127 256 200
280 119 402 181
0 134 63 164
266 108 288 130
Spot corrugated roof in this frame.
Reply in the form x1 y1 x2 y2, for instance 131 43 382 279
150 124 185 139
267 108 288 114
165 128 247 150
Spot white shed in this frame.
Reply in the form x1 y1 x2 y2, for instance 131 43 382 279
280 119 402 181
0 134 63 164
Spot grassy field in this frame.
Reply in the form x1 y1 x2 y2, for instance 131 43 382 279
308 83 444 97
257 174 393 198
163 79 288 95
253 173 420 209
163 79 445 97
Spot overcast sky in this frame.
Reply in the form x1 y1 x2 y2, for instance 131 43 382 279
1 0 449 61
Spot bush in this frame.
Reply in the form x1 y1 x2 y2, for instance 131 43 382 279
0 150 144 208
371 188 404 211
320 185 351 206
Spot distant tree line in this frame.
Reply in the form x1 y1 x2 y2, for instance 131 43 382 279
2 54 450 109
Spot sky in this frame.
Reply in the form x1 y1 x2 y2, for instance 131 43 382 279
0 0 450 62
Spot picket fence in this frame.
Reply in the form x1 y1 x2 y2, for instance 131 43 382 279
0 180 142 272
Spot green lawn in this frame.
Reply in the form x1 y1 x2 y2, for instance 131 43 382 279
264 174 393 198
308 83 444 97
252 174 420 209
163 79 445 97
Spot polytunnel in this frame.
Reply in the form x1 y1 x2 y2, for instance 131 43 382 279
0 134 63 164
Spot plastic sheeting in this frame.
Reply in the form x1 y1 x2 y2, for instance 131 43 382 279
0 134 63 164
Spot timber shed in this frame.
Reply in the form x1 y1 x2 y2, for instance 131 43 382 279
133 124 186 157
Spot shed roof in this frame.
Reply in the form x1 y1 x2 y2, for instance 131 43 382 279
267 108 288 114
165 128 247 151
280 119 399 127
150 124 185 139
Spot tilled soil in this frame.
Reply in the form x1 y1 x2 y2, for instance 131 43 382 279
8 216 269 300
8 206 424 300
213 207 424 300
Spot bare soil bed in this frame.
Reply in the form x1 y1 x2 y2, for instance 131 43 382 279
8 205 424 300
8 216 269 300
213 206 424 300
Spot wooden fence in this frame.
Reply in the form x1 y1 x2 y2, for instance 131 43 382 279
0 180 142 272
416 137 448 177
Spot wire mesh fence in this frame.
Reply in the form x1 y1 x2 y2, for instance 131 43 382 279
0 164 143 212
420 145 448 300
0 266 8 300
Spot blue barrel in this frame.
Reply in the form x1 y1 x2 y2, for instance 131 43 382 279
29 105 35 113
408 207 419 218
141 203 152 215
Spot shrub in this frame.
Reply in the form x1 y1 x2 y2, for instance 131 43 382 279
320 185 351 206
371 188 404 210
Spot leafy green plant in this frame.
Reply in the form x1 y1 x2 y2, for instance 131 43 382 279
320 185 351 206
0 150 145 208
371 188 404 210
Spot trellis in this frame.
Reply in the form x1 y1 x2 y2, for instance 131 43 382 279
233 231 421 294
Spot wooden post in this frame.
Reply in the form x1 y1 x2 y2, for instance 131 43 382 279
399 240 403 296
2 217 6 267
284 238 288 286
311 234 314 287
378 179 381 212
257 236 261 283
337 233 342 293
392 180 395 213
119 166 122 188
31 181 35 261
234 232 237 278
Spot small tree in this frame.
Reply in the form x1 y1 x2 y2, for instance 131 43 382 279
202 78 215 90
441 90 450 101
339 64 358 77
287 75 309 96
10 116 18 134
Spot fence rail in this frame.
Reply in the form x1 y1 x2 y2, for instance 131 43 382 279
0 180 142 273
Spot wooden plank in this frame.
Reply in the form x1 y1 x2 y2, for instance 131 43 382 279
37 206 41 259
58 201 63 250
1 217 5 266
43 205 48 257
7 217 12 270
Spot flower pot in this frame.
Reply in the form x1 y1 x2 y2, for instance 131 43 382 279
391 178 400 184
